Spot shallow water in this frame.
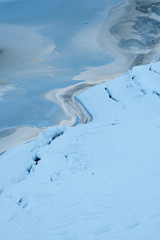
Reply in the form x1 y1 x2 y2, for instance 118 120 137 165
0 0 121 130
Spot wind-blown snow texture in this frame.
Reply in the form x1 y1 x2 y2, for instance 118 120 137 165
1 62 160 239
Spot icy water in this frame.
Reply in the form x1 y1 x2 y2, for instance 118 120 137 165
0 0 121 130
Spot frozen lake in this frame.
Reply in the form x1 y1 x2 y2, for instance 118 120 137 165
0 0 121 131
1 0 160 152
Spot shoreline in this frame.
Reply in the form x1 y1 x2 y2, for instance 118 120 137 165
0 126 45 154
1 0 160 153
46 82 98 127
0 1 123 154
48 0 160 129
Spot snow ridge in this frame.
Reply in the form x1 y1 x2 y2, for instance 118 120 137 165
1 62 160 239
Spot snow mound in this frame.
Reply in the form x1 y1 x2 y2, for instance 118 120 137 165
78 61 160 124
37 126 66 147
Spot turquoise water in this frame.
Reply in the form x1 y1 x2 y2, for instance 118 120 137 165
0 0 121 130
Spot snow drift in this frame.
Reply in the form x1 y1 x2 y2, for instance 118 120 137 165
0 62 160 239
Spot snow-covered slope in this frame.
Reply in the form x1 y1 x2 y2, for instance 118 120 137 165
1 62 160 239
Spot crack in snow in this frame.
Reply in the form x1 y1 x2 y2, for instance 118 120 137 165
105 87 119 102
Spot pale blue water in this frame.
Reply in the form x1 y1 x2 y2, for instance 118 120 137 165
0 0 121 130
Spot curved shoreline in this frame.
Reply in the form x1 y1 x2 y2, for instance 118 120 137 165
46 82 98 127
1 0 160 153
48 0 160 128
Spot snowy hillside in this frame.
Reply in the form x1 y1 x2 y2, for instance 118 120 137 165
1 62 160 239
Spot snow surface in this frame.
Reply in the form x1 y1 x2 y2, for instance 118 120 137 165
1 62 160 239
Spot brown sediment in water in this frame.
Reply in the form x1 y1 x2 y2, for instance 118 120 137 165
46 82 97 127
50 0 160 127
